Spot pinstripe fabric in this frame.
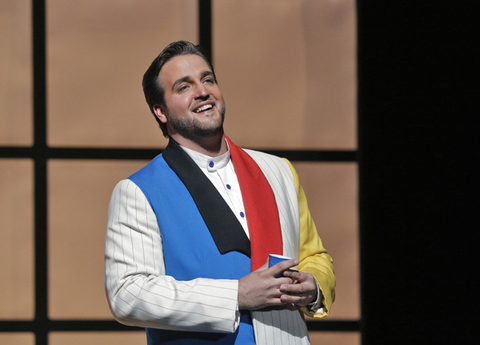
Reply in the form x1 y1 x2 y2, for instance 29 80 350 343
105 179 240 332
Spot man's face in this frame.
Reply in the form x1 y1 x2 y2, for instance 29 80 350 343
154 54 226 140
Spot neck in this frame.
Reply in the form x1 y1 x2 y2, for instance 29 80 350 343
170 131 227 157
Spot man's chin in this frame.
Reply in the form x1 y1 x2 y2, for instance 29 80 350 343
174 125 223 140
192 127 224 139
168 111 225 140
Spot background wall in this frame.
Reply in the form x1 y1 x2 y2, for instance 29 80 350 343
1 1 358 344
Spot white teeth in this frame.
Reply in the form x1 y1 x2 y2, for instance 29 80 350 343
195 104 213 113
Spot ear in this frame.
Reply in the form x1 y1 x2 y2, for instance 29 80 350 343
153 104 168 124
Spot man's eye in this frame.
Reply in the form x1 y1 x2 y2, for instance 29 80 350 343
178 85 188 92
204 78 214 84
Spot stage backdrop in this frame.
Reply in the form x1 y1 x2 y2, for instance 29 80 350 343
0 1 357 344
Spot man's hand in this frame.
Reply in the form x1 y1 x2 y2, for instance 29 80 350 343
238 259 298 310
280 269 319 307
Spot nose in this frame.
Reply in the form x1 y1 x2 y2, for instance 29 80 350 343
194 82 209 99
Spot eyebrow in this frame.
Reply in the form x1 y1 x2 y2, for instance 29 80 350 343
171 70 215 91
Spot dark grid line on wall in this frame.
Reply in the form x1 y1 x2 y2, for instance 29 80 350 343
32 0 48 344
0 1 359 344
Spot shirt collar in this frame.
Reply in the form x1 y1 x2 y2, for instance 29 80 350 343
180 142 231 172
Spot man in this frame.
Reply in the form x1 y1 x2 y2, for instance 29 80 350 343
104 41 335 344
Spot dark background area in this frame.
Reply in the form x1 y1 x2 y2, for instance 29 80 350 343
358 1 479 343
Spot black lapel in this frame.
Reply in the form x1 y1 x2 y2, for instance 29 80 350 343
162 139 251 257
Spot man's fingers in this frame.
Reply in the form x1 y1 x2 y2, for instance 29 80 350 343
282 269 301 280
280 293 311 307
280 272 316 293
268 258 299 277
280 282 306 294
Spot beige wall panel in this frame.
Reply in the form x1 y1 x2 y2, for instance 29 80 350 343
50 332 145 345
0 333 35 345
309 332 360 345
0 0 33 146
48 160 149 318
47 0 198 148
0 160 34 319
214 0 357 149
294 162 359 319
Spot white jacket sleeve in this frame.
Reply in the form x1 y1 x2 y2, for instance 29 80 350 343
104 179 240 332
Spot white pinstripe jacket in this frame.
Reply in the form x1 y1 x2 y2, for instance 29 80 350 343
104 147 335 344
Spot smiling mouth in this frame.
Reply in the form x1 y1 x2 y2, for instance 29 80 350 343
194 104 213 113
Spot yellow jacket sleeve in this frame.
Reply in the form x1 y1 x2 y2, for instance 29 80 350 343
284 159 336 318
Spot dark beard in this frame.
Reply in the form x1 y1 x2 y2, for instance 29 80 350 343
167 105 226 140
